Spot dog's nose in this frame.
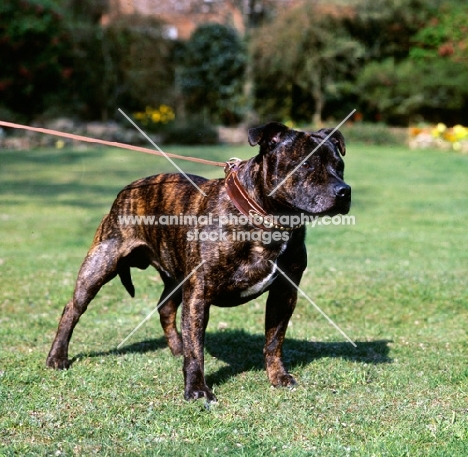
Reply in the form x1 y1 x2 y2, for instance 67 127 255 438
335 184 351 199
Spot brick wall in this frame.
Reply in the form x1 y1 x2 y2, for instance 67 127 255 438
105 0 299 39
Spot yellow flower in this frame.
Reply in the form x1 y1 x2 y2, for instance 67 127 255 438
437 123 447 133
453 125 467 141
443 131 456 143
134 106 175 126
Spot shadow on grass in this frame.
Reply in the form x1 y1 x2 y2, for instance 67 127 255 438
0 149 147 209
0 148 219 209
205 330 392 387
73 329 392 387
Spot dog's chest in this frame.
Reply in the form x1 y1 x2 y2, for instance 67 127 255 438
240 261 277 298
237 241 287 298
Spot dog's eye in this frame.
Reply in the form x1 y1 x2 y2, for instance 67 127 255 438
302 161 312 169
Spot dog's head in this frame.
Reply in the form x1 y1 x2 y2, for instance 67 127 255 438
248 122 351 216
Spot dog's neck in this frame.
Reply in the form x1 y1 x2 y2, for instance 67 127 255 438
224 158 303 231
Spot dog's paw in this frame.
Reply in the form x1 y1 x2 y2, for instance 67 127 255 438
170 346 183 357
167 336 183 357
270 372 297 388
184 385 217 403
280 373 297 387
46 356 71 370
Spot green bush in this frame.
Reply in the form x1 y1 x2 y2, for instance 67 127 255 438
68 15 176 121
0 0 73 119
179 23 247 125
340 123 406 145
162 123 219 145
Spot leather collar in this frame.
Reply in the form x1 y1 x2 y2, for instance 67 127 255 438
224 160 302 231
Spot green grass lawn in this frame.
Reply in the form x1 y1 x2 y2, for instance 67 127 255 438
0 140 467 456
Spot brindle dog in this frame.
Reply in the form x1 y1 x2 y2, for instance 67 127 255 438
46 122 351 402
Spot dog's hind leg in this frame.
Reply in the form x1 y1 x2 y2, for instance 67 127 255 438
46 239 122 369
157 275 183 356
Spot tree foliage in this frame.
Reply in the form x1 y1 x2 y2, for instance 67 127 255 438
410 2 468 62
348 0 441 61
179 23 246 125
0 0 176 121
2 0 468 126
68 15 176 120
356 0 468 124
0 0 72 119
251 3 364 125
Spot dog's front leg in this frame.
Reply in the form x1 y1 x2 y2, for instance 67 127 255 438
264 276 299 387
181 282 215 402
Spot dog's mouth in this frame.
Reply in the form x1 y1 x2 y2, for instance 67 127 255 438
325 199 351 216
296 196 351 218
307 208 348 218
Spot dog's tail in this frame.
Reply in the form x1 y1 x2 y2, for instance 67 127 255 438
118 266 135 297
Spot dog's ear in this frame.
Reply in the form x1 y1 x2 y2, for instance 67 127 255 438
317 128 346 156
248 122 289 149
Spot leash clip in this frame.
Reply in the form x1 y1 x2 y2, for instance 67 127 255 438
224 157 242 175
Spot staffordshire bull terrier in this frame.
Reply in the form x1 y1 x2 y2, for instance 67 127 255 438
46 122 351 402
